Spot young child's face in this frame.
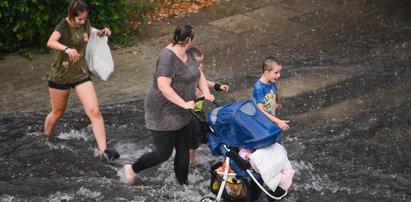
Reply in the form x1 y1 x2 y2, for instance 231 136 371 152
265 64 282 83
195 55 204 68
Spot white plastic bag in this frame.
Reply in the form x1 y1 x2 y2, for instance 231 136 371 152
86 28 114 81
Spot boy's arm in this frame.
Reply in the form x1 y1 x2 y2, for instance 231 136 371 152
207 80 215 88
207 80 229 92
276 92 281 110
256 103 290 131
197 68 214 101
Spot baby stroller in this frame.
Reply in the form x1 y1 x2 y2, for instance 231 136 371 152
197 100 288 202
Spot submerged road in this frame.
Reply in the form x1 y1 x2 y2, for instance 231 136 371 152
0 0 410 201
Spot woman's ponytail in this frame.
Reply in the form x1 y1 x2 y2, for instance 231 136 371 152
172 25 194 46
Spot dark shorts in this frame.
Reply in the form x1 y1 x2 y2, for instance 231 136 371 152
48 77 91 90
189 110 209 149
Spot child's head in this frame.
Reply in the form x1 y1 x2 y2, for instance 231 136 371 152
262 56 282 83
191 47 204 68
68 0 89 27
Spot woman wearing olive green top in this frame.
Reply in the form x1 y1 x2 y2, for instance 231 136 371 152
45 0 118 161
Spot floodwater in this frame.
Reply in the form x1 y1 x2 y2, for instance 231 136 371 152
1 0 410 201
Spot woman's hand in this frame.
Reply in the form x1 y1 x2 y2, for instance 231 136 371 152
98 27 111 36
182 100 195 110
65 48 81 62
203 93 215 102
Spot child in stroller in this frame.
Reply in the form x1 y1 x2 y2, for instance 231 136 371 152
202 100 294 201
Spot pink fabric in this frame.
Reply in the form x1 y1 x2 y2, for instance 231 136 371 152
278 168 295 190
238 147 255 161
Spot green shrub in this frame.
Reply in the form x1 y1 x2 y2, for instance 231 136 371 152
0 0 152 57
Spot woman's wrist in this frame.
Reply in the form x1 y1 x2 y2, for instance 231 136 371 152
64 47 69 53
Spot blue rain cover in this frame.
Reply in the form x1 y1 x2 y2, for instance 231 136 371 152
207 100 282 156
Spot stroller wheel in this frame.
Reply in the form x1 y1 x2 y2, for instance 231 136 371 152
200 196 215 202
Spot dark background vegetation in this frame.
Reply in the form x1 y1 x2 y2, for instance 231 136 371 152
0 0 211 59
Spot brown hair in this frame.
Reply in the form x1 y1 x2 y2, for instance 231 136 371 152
68 0 89 21
262 56 282 73
172 25 195 46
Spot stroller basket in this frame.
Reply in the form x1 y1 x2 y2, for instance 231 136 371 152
210 162 247 200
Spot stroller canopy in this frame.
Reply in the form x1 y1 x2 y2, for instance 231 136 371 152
207 100 282 155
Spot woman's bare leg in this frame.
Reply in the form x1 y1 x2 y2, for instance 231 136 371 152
44 88 70 136
75 81 107 152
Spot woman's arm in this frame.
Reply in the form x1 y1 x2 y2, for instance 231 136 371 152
47 31 66 51
157 76 195 109
47 31 80 62
90 26 111 36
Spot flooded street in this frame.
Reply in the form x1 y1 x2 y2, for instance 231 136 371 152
1 0 410 201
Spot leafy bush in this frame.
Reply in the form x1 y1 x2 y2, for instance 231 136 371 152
0 0 152 57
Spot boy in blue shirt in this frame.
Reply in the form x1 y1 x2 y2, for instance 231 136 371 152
253 56 290 131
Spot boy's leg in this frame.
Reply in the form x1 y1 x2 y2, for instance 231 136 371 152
189 149 196 165
189 118 199 165
174 123 191 185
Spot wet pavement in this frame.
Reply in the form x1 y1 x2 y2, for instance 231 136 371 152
0 0 410 115
1 0 410 201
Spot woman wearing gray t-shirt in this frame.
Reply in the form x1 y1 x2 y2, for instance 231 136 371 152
123 25 214 185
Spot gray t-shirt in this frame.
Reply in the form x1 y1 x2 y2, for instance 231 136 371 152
144 48 200 131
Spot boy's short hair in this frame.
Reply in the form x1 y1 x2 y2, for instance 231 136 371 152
190 47 203 58
262 56 282 73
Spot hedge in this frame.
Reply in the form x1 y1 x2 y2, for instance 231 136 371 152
0 0 153 56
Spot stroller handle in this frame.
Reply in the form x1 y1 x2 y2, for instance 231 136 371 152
189 110 205 122
194 96 221 107
189 96 220 123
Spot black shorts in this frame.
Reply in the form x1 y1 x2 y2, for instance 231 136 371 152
48 77 91 90
189 110 209 149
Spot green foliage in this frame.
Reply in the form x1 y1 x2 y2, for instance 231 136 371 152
0 0 153 57
87 0 131 35
17 48 33 60
0 0 67 54
110 35 139 47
